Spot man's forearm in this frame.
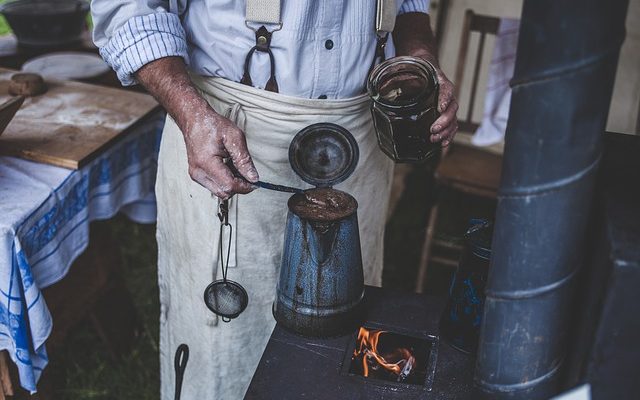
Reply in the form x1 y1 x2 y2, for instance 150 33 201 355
393 12 439 67
134 56 257 198
135 56 211 133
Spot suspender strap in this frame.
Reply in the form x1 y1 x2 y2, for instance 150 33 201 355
242 0 282 93
368 0 397 82
376 0 397 34
241 0 395 93
246 0 281 25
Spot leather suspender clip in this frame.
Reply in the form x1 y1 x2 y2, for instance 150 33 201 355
241 25 280 93
242 0 283 93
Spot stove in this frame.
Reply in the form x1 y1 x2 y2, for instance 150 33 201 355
244 286 474 399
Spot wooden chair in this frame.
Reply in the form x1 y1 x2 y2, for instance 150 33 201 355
415 10 505 293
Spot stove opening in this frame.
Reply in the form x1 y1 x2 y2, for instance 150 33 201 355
347 327 435 387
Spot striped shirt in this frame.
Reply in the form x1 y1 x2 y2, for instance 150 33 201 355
92 0 430 99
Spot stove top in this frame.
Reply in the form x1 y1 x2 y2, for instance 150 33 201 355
245 286 474 399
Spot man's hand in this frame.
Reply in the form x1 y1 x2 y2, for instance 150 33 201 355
393 12 459 147
136 57 258 199
431 70 458 147
182 102 257 199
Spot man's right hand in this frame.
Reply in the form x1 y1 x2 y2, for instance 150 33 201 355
135 57 259 200
182 102 258 199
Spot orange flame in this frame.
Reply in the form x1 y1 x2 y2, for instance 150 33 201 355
352 327 416 380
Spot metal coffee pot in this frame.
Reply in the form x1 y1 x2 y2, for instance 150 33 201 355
273 123 365 337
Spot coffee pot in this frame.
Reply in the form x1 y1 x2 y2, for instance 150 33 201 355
273 123 365 337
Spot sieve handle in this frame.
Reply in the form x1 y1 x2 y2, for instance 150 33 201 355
174 344 189 400
226 161 304 194
254 180 304 194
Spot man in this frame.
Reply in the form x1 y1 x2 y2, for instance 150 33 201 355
92 1 457 398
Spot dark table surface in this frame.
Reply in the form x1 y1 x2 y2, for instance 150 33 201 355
245 286 474 400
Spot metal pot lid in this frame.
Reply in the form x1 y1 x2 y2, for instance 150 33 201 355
465 219 493 260
289 123 359 187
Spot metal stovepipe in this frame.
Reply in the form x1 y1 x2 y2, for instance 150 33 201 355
474 0 629 398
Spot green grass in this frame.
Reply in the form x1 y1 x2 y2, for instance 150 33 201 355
48 217 160 400
0 18 9 36
0 0 9 36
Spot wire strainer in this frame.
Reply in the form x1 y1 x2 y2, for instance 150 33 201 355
203 199 248 322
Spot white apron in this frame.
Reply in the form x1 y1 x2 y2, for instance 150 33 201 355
156 77 394 400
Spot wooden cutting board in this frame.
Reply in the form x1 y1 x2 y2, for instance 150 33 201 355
0 68 159 169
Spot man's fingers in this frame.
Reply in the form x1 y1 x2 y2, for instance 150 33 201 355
431 100 458 134
189 167 229 199
207 157 255 196
431 121 458 143
223 129 259 183
437 78 455 113
190 160 254 199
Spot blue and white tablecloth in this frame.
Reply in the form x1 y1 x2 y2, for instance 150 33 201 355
0 110 165 392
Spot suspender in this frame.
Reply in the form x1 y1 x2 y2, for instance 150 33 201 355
376 0 397 34
245 0 282 25
241 0 282 93
369 0 397 80
239 0 397 94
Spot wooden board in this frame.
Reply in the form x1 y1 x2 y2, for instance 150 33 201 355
0 68 159 169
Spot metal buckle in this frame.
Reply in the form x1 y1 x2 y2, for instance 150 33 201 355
245 21 283 33
217 199 230 226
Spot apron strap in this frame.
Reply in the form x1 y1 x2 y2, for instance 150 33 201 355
242 0 281 93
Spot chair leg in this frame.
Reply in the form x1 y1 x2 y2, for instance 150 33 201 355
416 203 440 293
0 351 12 399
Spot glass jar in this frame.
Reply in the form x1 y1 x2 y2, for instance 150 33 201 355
440 219 493 354
367 56 440 163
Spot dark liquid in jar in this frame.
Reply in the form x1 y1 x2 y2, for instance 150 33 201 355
369 58 440 163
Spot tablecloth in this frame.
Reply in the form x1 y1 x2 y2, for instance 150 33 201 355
0 110 165 392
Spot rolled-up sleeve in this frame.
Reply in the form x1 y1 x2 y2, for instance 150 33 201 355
399 0 430 15
92 1 188 86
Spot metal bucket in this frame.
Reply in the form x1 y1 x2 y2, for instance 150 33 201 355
0 0 90 48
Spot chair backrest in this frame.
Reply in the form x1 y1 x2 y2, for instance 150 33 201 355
454 10 500 133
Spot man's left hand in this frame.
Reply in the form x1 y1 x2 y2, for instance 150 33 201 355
393 12 459 148
430 69 458 147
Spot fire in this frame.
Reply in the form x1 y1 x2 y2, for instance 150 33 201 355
352 327 416 382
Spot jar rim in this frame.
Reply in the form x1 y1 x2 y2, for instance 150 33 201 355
367 56 439 109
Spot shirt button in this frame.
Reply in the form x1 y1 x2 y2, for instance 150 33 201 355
318 95 328 99
324 40 334 50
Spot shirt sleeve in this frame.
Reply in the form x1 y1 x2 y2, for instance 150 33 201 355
398 0 430 15
91 1 188 86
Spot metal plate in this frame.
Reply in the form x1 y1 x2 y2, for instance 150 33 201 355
23 52 110 80
289 123 359 187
